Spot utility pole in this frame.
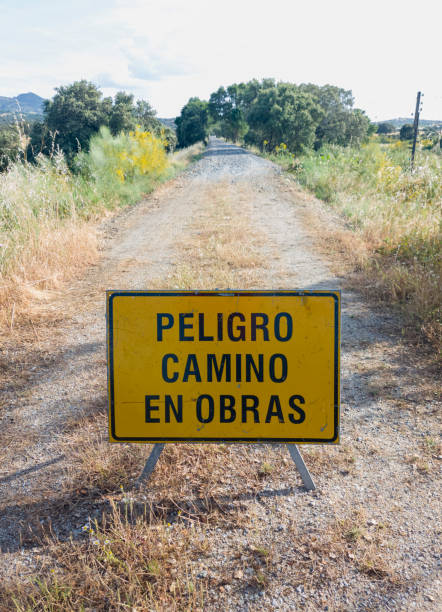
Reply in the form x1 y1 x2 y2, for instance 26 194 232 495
411 91 422 171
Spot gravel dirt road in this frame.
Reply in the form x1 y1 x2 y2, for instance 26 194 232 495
0 138 440 610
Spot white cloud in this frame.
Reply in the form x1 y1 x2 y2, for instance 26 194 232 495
0 0 440 118
122 36 193 81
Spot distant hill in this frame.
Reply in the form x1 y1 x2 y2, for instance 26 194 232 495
0 92 45 122
378 117 442 128
158 117 176 130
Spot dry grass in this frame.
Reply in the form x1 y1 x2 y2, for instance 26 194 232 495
0 502 210 610
286 181 442 358
167 180 266 290
0 219 98 336
170 142 204 169
0 143 202 341
0 498 404 610
298 508 402 586
60 409 292 505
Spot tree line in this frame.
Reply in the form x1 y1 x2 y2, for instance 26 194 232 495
175 79 374 151
0 80 176 170
30 80 177 163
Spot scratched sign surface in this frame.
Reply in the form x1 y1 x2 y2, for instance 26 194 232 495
107 290 340 443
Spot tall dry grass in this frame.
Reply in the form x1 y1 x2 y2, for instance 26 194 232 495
0 138 202 335
0 152 99 333
268 142 442 352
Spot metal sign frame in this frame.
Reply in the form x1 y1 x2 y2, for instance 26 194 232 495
107 289 341 491
134 442 316 490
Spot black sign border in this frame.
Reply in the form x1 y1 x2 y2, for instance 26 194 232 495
107 290 340 443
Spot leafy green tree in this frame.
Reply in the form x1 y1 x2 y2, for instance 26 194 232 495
377 122 395 134
400 124 414 140
246 83 323 152
208 87 228 122
134 100 158 132
27 120 51 160
222 107 248 141
208 85 248 141
367 122 377 137
344 108 371 145
209 80 275 141
0 124 20 171
27 81 165 163
207 79 369 150
175 98 208 147
39 80 109 159
109 91 136 135
298 84 369 147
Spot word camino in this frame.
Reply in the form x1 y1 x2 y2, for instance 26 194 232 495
162 352 288 383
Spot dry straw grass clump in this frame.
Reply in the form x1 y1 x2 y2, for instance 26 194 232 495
0 152 99 333
0 498 403 611
0 501 209 611
168 181 266 291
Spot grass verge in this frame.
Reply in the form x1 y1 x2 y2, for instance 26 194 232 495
261 142 441 356
0 142 203 336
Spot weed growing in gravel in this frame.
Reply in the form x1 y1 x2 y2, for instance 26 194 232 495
167 181 267 291
0 501 208 610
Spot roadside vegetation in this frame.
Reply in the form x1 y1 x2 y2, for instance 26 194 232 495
267 140 441 353
0 81 197 333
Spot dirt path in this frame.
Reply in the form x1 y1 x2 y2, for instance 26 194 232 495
0 139 440 610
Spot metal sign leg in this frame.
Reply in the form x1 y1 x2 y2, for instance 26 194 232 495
135 443 165 489
287 444 316 491
134 443 315 492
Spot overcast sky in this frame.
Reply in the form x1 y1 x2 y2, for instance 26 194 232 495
1 0 440 120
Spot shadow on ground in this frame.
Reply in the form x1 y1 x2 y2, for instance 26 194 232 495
1 482 309 553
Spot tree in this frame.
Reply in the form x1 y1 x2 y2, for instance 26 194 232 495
377 122 395 134
298 83 369 147
246 83 323 152
344 109 371 145
208 87 228 122
0 124 20 171
109 91 136 135
367 122 377 137
134 100 158 132
208 80 277 142
27 120 51 160
175 98 208 147
235 79 262 111
28 81 165 163
208 84 249 142
400 124 414 140
34 80 109 159
222 107 248 142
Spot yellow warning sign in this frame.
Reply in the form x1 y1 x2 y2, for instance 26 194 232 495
107 290 340 443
